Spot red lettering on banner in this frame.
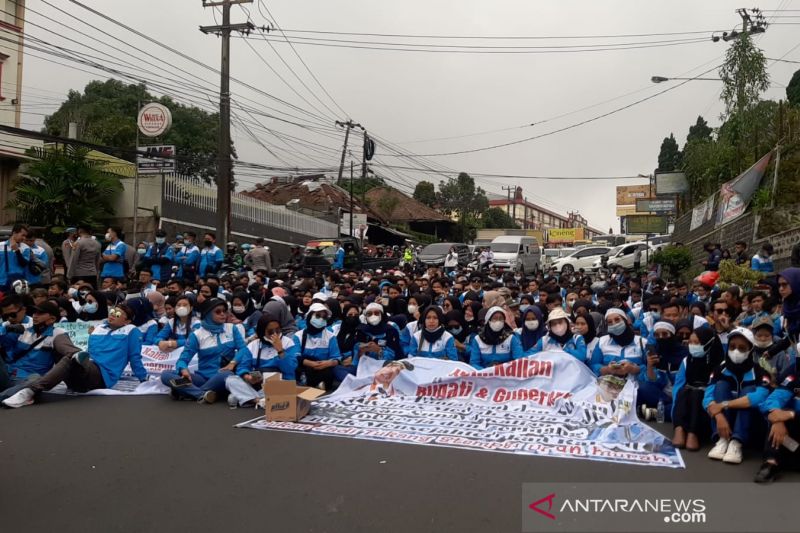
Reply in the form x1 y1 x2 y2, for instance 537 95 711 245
492 387 571 405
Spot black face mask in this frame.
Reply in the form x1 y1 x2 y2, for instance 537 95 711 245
33 321 51 334
344 316 361 328
204 240 213 248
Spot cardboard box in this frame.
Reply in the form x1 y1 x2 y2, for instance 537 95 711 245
262 374 326 422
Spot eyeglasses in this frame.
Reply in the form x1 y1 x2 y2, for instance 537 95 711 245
108 309 125 318
213 308 227 315
2 310 20 320
714 308 727 314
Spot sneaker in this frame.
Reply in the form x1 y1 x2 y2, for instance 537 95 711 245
708 437 730 460
199 390 217 404
754 461 779 483
2 388 35 408
723 439 743 464
227 394 238 408
640 405 656 421
169 388 180 401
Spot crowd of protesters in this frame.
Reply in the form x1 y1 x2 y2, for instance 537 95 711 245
1 222 800 483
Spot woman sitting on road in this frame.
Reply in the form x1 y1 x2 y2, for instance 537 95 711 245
468 306 522 369
156 295 200 352
408 306 457 360
524 308 586 361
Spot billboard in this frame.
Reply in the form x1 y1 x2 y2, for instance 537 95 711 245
625 215 668 234
716 151 772 226
615 185 651 217
635 198 676 213
137 145 176 174
655 172 688 195
547 227 584 244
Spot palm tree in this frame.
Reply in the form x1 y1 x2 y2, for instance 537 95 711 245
8 146 123 228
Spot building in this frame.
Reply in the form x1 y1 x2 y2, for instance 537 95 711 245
486 186 602 241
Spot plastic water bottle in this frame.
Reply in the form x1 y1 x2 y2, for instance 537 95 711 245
656 400 665 423
299 372 307 386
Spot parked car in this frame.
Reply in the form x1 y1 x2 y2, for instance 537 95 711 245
551 246 610 274
489 235 541 274
590 241 655 271
418 242 471 267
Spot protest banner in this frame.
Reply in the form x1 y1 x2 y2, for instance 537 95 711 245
238 352 684 469
58 321 103 350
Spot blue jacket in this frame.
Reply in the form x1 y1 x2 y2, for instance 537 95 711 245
333 247 345 270
143 242 175 282
702 364 771 410
198 246 224 277
590 334 646 376
137 319 160 345
294 327 342 362
235 336 299 380
468 333 523 369
156 317 201 348
175 244 200 279
177 323 247 379
525 333 587 361
5 324 70 380
761 364 800 414
0 316 33 359
87 323 147 387
353 325 401 367
100 240 127 279
408 330 458 360
25 244 48 284
0 241 31 289
751 254 774 273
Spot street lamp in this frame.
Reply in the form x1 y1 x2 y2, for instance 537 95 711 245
651 76 721 83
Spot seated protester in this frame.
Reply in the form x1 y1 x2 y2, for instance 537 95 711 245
77 291 108 322
752 316 792 386
0 301 81 401
516 306 545 357
572 312 598 364
229 291 257 337
633 295 665 338
671 326 725 451
156 296 200 352
226 313 300 407
703 327 771 464
639 321 688 421
468 306 522 369
263 286 298 336
674 319 693 346
1 294 33 360
3 303 147 408
441 295 462 315
146 290 167 323
736 290 768 327
354 302 403 368
326 297 343 334
126 296 159 345
525 308 586 361
296 302 342 391
408 306 457 360
755 361 800 482
462 301 482 337
590 308 645 383
161 298 246 403
444 310 470 363
332 303 362 382
689 301 707 320
403 293 430 354
673 298 708 330
53 297 78 323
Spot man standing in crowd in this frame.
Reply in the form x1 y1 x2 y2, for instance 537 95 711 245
702 242 722 271
0 224 31 293
175 231 200 281
69 226 101 288
734 241 749 266
332 239 345 271
244 237 272 273
61 227 77 280
99 226 127 282
198 232 223 278
143 229 174 284
751 243 774 273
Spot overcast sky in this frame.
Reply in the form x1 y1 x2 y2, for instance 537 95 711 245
18 0 800 232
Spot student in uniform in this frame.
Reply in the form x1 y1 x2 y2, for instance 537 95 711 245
468 306 522 369
516 305 546 357
408 306 457 360
573 313 598 365
296 302 342 391
525 308 587 361
590 308 646 381
175 232 200 282
99 227 127 281
156 295 200 351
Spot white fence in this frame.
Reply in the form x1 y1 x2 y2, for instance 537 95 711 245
163 174 338 237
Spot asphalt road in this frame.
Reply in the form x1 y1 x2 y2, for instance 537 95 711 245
3 394 796 533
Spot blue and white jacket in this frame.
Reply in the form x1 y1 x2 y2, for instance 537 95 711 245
138 319 160 345
198 245 223 277
468 333 523 369
235 336 300 381
100 240 127 279
156 317 201 348
88 323 147 387
177 323 247 379
761 364 800 414
175 244 200 279
525 333 587 361
5 325 73 380
408 329 458 360
590 334 646 376
702 364 771 410
294 327 341 362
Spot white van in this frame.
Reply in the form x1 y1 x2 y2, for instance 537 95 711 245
490 235 541 274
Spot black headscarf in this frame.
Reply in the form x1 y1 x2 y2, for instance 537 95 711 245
326 297 343 323
444 310 468 343
722 333 755 379
479 308 513 346
355 308 404 359
231 291 256 321
519 306 545 351
463 301 482 335
420 305 446 346
79 291 109 321
407 293 431 323
337 303 360 356
685 325 724 386
576 312 597 345
443 295 462 313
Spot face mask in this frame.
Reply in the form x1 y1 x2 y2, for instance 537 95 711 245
551 322 568 336
331 292 339 299
607 321 627 336
567 299 577 307
366 314 381 326
175 306 191 318
465 315 474 323
68 288 79 298
524 320 539 331
310 317 328 329
754 339 772 349
363 277 371 283
79 290 89 298
204 240 213 248
425 326 441 333
232 305 246 314
83 302 98 314
519 304 530 314
155 237 166 245
688 344 705 358
650 311 661 320
407 304 418 315
728 348 750 364
104 233 112 241
137 248 146 255
489 320 505 332
449 326 463 336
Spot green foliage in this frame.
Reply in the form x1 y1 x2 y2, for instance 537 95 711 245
681 136 736 206
338 175 385 200
657 133 682 171
412 180 437 207
717 259 765 290
719 32 770 117
789 69 800 107
437 172 489 242
750 186 772 214
9 146 123 227
686 116 712 143
44 79 223 181
651 246 693 281
481 207 520 229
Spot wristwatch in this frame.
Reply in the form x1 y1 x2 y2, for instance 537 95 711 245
722 401 730 411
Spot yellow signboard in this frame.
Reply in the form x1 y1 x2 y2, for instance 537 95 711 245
547 228 583 243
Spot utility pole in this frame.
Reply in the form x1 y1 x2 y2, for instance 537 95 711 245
335 120 363 237
200 0 254 245
350 160 354 236
502 185 514 217
133 98 141 247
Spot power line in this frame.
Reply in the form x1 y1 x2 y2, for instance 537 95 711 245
270 28 727 40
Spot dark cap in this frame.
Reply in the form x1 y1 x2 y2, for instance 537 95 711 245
32 301 60 318
201 297 228 318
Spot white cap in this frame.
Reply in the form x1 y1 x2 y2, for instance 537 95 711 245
653 321 676 334
728 326 755 346
546 308 571 323
604 307 628 322
306 302 330 318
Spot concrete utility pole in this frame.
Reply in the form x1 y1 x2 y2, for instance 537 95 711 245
200 0 254 244
501 185 514 217
335 120 363 237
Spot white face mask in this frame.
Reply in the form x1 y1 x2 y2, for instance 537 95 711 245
753 339 772 349
524 320 539 331
175 306 191 318
232 305 246 314
407 304 418 315
310 317 328 329
550 322 568 336
366 314 381 326
104 233 112 241
489 320 505 332
728 348 751 364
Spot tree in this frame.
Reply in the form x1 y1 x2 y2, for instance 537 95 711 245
651 246 693 281
686 116 712 143
787 69 800 107
481 207 519 229
44 79 224 181
657 134 682 171
719 32 770 118
8 146 123 228
437 173 489 242
412 180 437 207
